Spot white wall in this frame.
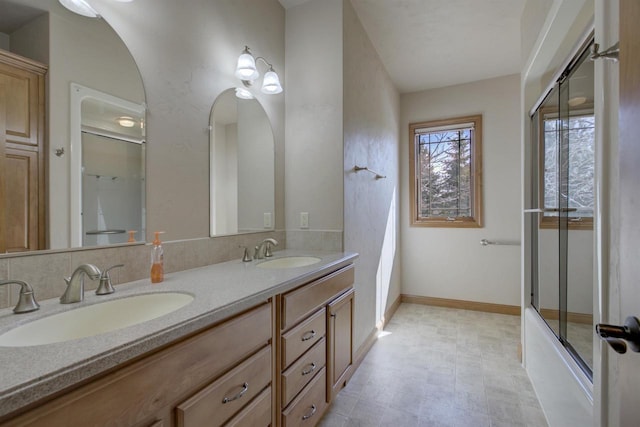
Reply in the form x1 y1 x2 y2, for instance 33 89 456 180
284 0 343 241
400 74 521 306
343 0 401 350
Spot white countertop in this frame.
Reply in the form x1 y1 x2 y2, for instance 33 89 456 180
0 250 357 419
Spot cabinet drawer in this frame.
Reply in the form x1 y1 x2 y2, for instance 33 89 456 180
281 265 354 330
282 368 327 427
176 345 271 427
224 386 272 427
281 308 326 369
282 337 326 407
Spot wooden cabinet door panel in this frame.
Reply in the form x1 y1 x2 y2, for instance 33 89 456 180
328 288 353 401
0 57 42 146
4 147 38 252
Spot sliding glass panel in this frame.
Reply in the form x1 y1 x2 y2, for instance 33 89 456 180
533 87 561 337
563 46 594 373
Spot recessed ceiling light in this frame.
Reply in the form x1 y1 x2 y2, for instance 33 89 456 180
235 87 254 100
568 96 587 107
117 116 136 128
58 0 100 18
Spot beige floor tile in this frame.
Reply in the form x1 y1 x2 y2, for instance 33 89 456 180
319 304 548 427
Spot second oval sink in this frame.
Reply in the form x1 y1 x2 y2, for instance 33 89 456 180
256 256 321 269
0 292 194 347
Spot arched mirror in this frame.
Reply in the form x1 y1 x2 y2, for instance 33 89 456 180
210 89 275 236
0 0 146 252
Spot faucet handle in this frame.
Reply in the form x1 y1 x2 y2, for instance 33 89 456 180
96 264 124 295
264 241 274 258
240 246 253 262
0 280 40 314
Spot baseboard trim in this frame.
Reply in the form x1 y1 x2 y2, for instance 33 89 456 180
379 294 401 329
539 308 593 324
401 294 520 316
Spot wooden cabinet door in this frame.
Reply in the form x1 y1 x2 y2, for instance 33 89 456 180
327 288 353 402
0 50 46 253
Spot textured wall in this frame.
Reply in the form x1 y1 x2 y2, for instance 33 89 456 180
284 0 344 235
343 0 401 350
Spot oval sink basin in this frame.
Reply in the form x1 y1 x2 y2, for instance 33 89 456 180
256 256 321 269
0 292 194 347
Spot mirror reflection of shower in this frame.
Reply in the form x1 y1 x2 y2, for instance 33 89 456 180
70 84 146 247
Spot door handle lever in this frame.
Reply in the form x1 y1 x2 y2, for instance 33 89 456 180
596 316 640 354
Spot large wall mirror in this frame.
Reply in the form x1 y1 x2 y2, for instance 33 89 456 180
0 0 146 252
210 89 275 236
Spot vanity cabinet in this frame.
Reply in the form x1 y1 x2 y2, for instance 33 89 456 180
0 302 272 427
276 264 354 426
0 260 357 427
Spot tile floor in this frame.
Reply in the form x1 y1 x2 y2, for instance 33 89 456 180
318 303 549 427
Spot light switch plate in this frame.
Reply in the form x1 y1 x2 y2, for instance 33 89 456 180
264 212 272 228
300 212 309 229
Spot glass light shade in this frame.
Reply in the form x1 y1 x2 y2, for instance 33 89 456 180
235 87 254 100
261 70 283 94
235 53 259 81
58 0 99 17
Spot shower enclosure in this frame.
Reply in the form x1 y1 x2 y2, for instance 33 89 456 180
528 36 595 378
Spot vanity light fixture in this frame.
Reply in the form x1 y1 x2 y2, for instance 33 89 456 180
117 116 136 128
234 46 283 95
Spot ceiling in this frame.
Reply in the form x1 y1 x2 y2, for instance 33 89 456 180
279 0 526 94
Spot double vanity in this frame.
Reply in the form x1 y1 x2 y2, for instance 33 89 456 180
0 250 357 427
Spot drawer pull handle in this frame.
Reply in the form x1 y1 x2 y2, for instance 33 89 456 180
302 404 317 420
301 362 317 376
301 330 316 341
222 382 249 404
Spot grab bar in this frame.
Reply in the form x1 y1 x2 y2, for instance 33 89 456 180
480 239 520 246
523 208 577 213
85 229 126 235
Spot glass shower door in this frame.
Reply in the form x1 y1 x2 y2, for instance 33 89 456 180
529 37 595 378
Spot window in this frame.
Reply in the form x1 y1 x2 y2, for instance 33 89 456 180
539 108 594 230
409 115 483 227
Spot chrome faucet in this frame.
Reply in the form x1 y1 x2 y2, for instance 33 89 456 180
60 264 101 304
254 238 278 259
0 280 40 313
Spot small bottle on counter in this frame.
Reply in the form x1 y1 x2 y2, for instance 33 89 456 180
150 231 165 283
